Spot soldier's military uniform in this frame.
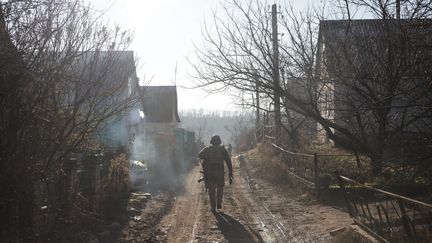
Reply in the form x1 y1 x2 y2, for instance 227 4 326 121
198 135 233 212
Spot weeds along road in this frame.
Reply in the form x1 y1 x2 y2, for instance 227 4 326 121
121 149 351 243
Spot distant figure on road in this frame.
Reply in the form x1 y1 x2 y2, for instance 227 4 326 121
198 135 233 212
226 144 233 156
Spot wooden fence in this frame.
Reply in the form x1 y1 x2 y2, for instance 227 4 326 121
34 150 128 235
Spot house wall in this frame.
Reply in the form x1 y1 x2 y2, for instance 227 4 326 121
317 41 335 144
316 20 432 152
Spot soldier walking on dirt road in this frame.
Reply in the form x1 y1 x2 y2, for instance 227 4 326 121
198 135 233 212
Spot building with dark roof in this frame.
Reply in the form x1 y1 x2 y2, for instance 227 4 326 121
141 86 181 123
135 85 194 183
77 51 139 149
315 19 432 156
138 85 181 142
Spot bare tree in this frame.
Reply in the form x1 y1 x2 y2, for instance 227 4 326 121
189 0 321 148
317 0 432 174
0 0 138 240
224 115 255 152
190 0 432 175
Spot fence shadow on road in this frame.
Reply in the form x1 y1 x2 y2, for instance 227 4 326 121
215 212 264 243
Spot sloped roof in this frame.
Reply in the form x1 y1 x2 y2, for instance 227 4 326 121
140 86 181 123
73 50 137 83
317 19 432 58
316 19 432 75
319 19 432 41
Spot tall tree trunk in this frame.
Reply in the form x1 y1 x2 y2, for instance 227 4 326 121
0 6 36 241
371 153 383 176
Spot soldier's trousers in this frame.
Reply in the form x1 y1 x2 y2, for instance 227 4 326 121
208 184 223 209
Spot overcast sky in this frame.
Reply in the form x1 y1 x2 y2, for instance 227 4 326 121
88 0 313 111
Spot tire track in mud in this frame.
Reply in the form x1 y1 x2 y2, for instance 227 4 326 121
193 178 266 243
241 150 353 242
120 191 175 243
153 160 283 243
119 165 201 243
228 158 288 242
135 149 351 242
192 158 287 243
157 165 202 243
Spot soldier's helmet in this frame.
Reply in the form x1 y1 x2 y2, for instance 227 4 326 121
210 135 221 146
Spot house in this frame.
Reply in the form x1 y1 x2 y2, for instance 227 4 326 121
33 50 139 224
141 85 181 132
86 51 140 149
68 50 140 149
315 19 432 156
136 85 195 183
281 77 317 147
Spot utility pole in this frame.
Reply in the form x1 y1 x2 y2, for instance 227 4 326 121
253 70 260 142
396 0 400 20
255 79 260 129
271 4 281 143
253 73 261 143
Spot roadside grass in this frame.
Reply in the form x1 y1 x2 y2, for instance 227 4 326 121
251 142 432 201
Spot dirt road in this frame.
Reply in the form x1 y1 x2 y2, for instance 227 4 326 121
121 151 352 242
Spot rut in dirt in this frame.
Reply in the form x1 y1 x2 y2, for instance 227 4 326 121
118 150 352 243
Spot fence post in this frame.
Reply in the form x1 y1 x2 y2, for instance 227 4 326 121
398 199 417 243
336 173 353 217
64 157 78 211
88 155 101 211
313 153 319 195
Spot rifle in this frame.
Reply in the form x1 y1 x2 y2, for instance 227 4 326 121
197 160 209 190
197 171 205 183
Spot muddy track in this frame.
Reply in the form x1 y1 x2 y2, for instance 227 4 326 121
121 150 352 242
120 191 175 243
240 151 353 242
157 165 202 243
193 165 267 243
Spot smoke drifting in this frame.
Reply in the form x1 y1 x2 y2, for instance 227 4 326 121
129 126 194 192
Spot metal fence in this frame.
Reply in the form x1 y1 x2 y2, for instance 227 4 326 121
272 143 318 188
337 175 432 243
260 125 432 242
262 125 275 141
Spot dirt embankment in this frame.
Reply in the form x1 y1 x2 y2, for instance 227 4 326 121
239 148 353 242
